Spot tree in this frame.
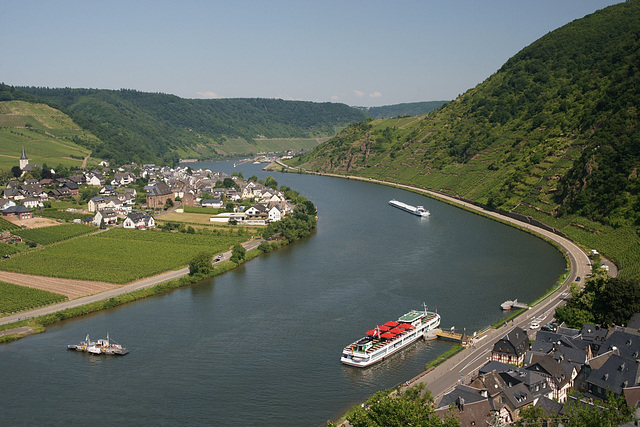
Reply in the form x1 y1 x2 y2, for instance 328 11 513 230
347 384 459 427
10 166 22 178
188 252 212 276
222 177 236 188
248 175 258 182
164 198 174 209
230 244 246 264
514 405 548 427
265 175 278 189
562 391 634 426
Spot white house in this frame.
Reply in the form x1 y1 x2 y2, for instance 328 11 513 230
88 196 106 213
86 175 102 186
22 197 43 209
268 206 282 222
92 209 118 226
202 198 224 208
123 212 155 229
0 198 16 211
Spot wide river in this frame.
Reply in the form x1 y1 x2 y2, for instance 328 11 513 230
0 160 565 426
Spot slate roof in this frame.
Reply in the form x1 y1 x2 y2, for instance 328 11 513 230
437 384 487 409
526 355 571 390
587 354 640 396
492 326 529 357
599 330 640 360
534 396 564 417
2 205 31 214
435 398 493 426
147 181 172 197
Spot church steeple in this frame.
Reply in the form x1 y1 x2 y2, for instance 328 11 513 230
19 146 29 170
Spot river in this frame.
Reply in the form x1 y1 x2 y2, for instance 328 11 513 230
0 160 565 426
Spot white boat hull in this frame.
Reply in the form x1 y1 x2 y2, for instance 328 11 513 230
341 310 441 368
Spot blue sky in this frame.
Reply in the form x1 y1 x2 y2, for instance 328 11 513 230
2 0 622 107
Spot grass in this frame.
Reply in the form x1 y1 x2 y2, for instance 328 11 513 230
425 344 464 370
491 309 526 329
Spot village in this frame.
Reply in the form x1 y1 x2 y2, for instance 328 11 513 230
433 317 640 425
0 148 293 230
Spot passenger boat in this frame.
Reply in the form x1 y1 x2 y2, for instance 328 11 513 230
388 199 430 217
340 304 441 367
68 333 129 356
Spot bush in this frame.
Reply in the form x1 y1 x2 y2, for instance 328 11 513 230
188 252 212 276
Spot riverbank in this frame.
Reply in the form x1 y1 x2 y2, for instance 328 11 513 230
0 237 269 342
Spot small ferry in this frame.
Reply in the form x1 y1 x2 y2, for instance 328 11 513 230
68 334 129 356
388 199 430 217
340 304 441 368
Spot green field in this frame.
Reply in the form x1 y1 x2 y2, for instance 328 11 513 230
14 224 95 245
0 281 67 314
0 228 245 283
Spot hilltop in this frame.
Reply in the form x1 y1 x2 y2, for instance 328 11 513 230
354 101 449 119
0 85 97 173
287 1 640 278
15 87 368 165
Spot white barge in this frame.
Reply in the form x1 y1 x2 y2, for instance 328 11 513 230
340 305 441 367
388 199 430 217
68 334 129 356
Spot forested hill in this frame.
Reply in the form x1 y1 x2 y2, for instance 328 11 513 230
288 0 640 278
354 101 449 119
16 87 367 165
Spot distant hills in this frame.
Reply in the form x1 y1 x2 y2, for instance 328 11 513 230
0 84 95 172
354 101 449 119
13 87 368 165
287 0 640 278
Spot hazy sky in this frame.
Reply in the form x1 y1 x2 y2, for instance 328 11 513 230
2 0 622 107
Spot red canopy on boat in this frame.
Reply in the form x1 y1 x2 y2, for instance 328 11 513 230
381 332 396 339
398 323 413 329
365 330 380 337
378 325 391 332
390 328 404 334
384 321 399 327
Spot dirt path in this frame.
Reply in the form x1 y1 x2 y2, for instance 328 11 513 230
81 152 91 169
0 271 119 299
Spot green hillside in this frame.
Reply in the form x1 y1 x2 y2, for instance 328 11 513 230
288 1 640 278
354 101 449 119
16 87 367 165
0 85 97 171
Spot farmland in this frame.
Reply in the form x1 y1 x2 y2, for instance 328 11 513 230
15 223 95 245
0 281 67 314
0 228 245 283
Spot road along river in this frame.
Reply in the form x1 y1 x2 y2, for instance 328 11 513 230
0 161 566 426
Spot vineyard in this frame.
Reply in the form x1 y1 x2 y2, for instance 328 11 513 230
0 217 20 232
38 209 90 222
0 228 245 283
0 281 67 314
15 224 95 245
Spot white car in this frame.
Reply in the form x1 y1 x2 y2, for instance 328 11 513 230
530 322 540 330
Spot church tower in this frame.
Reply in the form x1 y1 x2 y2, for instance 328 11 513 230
19 146 29 170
